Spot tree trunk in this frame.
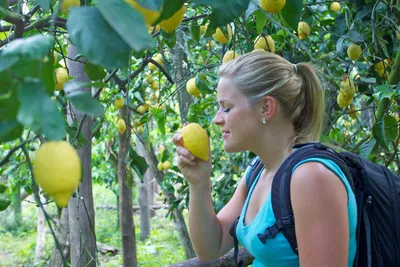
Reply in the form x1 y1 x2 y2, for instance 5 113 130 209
171 30 193 123
49 208 70 267
137 137 196 259
136 135 151 240
13 185 21 227
34 193 47 265
118 106 137 266
168 247 254 267
67 45 97 267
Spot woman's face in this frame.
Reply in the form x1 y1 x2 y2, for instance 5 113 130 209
213 77 263 153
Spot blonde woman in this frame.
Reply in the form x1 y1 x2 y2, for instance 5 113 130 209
173 51 356 267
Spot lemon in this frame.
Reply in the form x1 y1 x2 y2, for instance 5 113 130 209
61 0 80 13
212 25 232 44
186 78 201 97
146 75 154 84
259 0 286 13
222 50 240 64
117 119 127 134
374 59 391 78
114 98 124 109
137 105 146 114
200 24 208 36
136 124 144 134
162 161 171 170
157 162 164 171
55 68 68 91
148 53 163 71
337 91 353 108
330 2 340 12
125 0 161 25
348 105 358 119
53 51 58 66
298 21 310 40
151 81 159 90
181 123 209 161
33 141 81 208
347 44 362 61
254 34 275 53
340 77 357 96
133 119 141 127
159 5 185 33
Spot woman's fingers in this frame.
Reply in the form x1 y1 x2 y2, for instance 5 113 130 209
172 133 183 146
176 146 195 161
177 155 196 167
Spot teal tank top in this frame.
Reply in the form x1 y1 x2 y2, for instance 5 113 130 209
236 158 357 267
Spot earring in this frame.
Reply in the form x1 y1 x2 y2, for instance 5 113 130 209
262 118 267 124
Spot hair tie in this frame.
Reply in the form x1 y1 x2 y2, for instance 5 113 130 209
293 64 298 73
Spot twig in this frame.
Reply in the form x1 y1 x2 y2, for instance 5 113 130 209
0 135 39 168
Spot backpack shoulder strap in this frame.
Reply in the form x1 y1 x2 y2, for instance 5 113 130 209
257 143 351 255
246 157 264 195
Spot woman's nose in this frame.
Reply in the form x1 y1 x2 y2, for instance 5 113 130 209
213 110 223 125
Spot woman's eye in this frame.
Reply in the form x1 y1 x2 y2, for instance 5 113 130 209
224 108 231 113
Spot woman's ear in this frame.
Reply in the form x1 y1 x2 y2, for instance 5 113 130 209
261 96 277 120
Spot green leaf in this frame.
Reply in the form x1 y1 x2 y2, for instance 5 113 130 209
198 0 250 37
0 184 6 194
0 0 6 20
281 0 303 30
345 29 364 43
384 115 398 142
196 74 214 94
67 7 131 70
0 197 11 211
0 121 23 143
190 21 201 43
84 62 106 81
255 10 267 35
1 35 54 61
66 123 88 149
33 0 50 11
150 107 166 135
97 0 154 51
64 81 105 117
329 128 344 144
136 0 162 10
359 138 376 158
372 119 390 150
153 0 185 25
0 55 19 72
129 146 149 179
17 79 65 141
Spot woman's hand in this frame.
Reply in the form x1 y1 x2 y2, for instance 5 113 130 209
172 132 212 186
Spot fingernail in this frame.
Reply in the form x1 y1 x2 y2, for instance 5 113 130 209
190 155 195 160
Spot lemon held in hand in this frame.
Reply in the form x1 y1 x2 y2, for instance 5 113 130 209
33 141 82 208
180 123 209 161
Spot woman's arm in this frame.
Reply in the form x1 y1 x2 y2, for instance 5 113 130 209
290 162 349 267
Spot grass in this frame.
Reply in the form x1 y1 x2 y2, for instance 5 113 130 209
0 184 186 267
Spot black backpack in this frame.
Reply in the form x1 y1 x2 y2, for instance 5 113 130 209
229 142 400 267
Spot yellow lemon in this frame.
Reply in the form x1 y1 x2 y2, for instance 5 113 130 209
298 21 310 40
148 53 163 71
137 105 146 114
181 123 209 161
347 44 362 61
374 59 391 78
146 74 154 84
337 91 354 108
186 78 201 97
55 68 68 91
33 141 81 208
200 24 208 35
340 77 357 96
125 0 161 25
212 25 232 44
114 98 124 109
61 0 80 13
136 124 144 134
157 162 164 171
222 50 240 64
254 34 275 53
151 81 159 91
159 5 185 33
259 0 286 13
117 119 127 134
162 161 171 170
330 2 340 12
